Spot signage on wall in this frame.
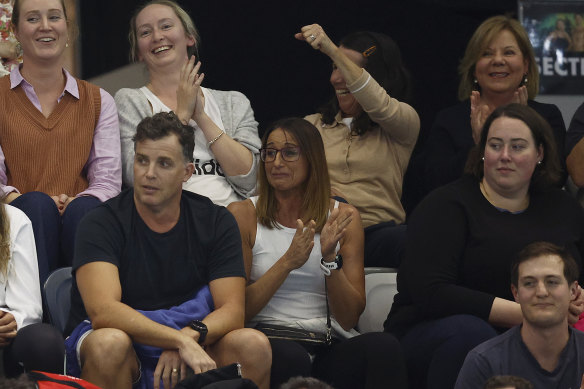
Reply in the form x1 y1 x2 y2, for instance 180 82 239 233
519 0 584 94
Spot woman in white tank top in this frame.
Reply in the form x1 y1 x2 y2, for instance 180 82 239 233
228 118 407 389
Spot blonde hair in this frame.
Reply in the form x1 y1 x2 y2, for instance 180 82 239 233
128 0 200 63
256 118 331 232
458 15 539 101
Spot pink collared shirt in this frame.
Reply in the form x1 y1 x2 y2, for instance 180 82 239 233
0 67 121 201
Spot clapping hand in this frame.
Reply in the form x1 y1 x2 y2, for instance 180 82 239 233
176 56 205 124
511 85 528 106
470 91 493 145
320 207 353 260
283 219 316 270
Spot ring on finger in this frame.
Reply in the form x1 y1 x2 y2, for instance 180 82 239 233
309 34 316 42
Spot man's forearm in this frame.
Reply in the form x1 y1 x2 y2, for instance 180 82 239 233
91 301 193 350
198 302 244 345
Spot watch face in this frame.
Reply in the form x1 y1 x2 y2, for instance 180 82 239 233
191 320 207 333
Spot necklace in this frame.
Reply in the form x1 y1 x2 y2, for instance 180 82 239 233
480 181 529 213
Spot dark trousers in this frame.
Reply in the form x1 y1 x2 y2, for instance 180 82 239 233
11 192 100 283
364 222 407 268
269 332 408 389
399 314 498 389
3 323 65 377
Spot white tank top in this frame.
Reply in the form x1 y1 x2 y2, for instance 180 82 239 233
139 87 240 206
248 197 349 334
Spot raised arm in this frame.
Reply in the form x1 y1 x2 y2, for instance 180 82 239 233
175 58 259 190
296 23 419 146
210 90 261 197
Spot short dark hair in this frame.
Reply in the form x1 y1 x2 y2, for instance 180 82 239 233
319 31 413 136
133 112 194 162
464 103 562 191
511 241 580 287
279 376 334 389
483 375 533 389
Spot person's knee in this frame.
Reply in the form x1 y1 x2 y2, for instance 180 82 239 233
222 329 272 363
62 196 100 218
80 328 135 370
11 191 59 215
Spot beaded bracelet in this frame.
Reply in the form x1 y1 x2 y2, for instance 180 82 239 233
207 131 225 148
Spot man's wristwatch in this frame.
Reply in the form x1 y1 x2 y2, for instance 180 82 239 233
320 254 343 276
189 320 208 344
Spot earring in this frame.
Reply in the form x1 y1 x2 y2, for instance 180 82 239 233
473 78 479 89
537 160 542 165
481 157 485 161
66 41 69 48
522 74 528 86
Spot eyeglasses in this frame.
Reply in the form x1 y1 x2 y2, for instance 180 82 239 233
260 147 301 162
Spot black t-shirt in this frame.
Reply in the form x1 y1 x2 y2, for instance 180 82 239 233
65 189 245 335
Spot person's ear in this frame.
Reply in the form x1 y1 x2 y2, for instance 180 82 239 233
184 162 195 182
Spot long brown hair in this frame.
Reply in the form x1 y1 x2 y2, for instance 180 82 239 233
256 118 330 232
0 204 11 277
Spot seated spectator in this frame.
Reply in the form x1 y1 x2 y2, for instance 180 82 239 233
425 16 566 194
65 112 270 389
229 118 408 389
385 104 584 389
456 242 584 388
298 24 420 267
116 0 260 206
0 0 121 282
565 102 584 187
0 203 64 377
482 375 533 389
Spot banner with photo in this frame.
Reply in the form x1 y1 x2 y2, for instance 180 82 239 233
519 1 584 94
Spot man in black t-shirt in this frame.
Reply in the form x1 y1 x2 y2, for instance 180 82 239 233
65 112 270 389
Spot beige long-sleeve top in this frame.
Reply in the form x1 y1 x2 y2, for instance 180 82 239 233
306 70 420 227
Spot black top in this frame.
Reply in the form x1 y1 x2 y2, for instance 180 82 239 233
66 189 245 335
385 175 584 337
424 100 567 192
566 101 584 156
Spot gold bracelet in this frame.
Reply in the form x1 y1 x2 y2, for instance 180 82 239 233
207 131 225 148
